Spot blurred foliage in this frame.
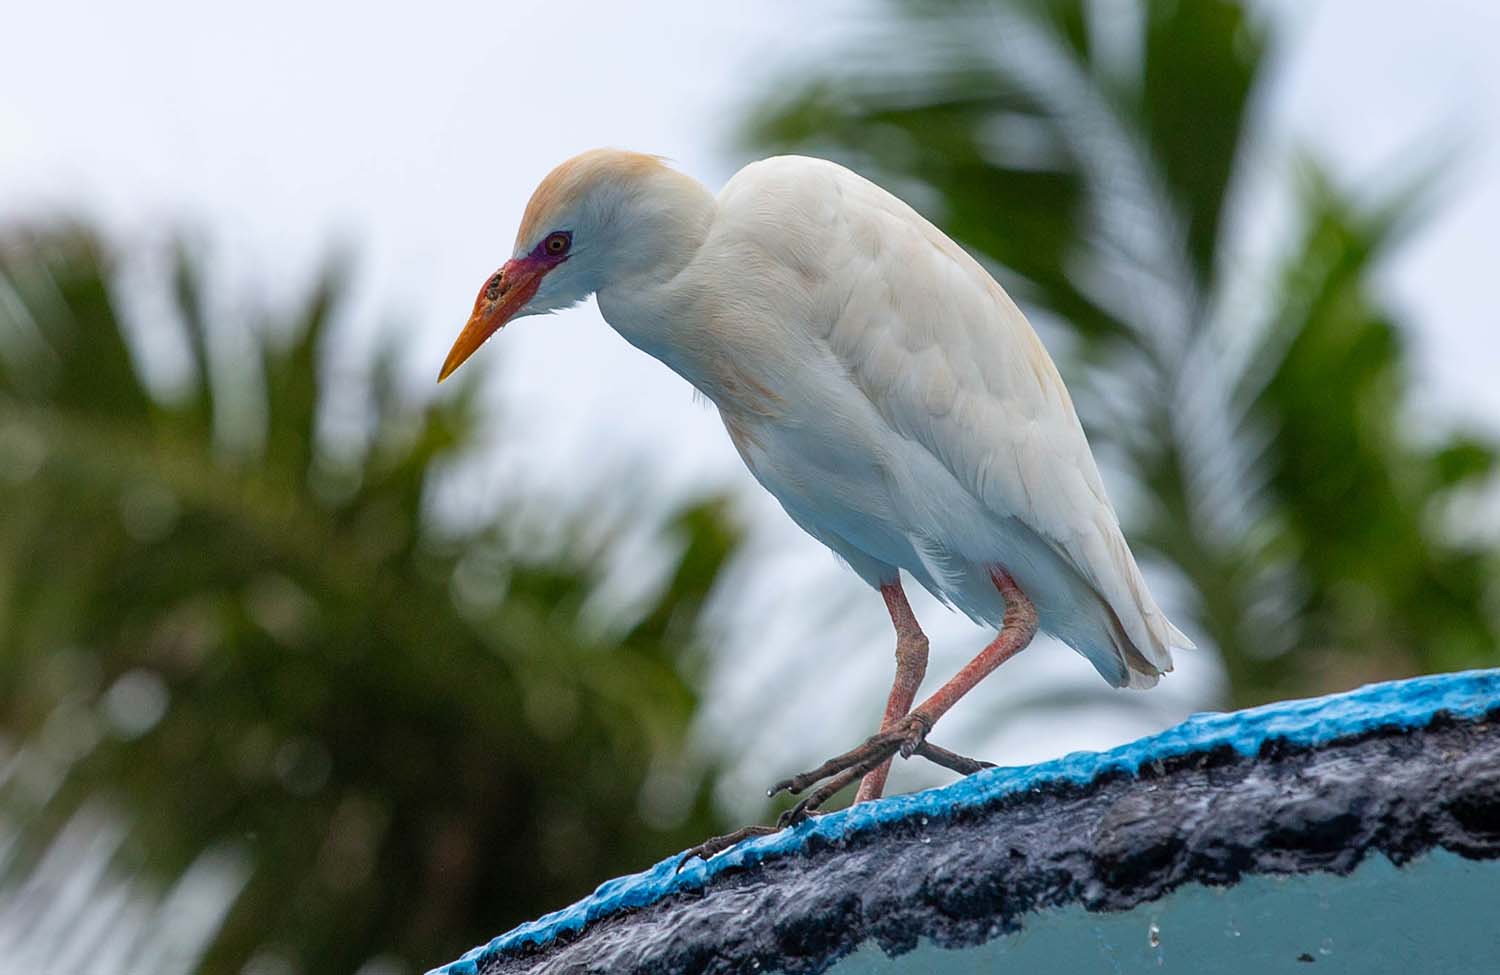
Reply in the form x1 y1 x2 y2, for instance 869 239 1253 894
2 4 1499 970
0 228 737 973
747 0 1499 705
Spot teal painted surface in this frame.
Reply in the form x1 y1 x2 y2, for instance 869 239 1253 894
826 850 1499 973
431 668 1500 975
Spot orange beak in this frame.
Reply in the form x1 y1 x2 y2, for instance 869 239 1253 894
438 258 547 382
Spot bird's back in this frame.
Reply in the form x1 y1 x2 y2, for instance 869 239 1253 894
687 156 1192 687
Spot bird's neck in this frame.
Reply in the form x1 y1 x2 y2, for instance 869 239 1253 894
595 172 785 424
595 173 717 370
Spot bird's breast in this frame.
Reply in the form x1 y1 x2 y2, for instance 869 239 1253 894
719 375 920 521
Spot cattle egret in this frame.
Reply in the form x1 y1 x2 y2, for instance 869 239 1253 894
440 149 1194 857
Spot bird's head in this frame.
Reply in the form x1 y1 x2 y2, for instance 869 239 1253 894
439 148 707 382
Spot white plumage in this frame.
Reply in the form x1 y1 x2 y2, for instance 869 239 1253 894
441 149 1193 796
697 156 1192 688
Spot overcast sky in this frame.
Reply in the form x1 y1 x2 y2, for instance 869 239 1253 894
4 0 1496 808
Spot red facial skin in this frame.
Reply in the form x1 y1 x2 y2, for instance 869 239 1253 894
439 235 571 382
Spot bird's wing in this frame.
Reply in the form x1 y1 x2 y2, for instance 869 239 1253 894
727 157 1189 673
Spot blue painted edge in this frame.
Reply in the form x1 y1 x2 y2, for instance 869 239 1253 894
429 668 1500 975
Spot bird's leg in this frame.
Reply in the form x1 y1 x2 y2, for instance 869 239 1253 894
855 583 993 802
853 582 930 803
769 568 1038 813
676 576 1028 870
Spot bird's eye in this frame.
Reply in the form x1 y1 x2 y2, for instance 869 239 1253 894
543 232 571 256
485 272 504 301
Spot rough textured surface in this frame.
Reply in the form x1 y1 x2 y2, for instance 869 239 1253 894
431 670 1500 975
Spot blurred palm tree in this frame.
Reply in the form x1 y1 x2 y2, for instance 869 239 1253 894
0 228 737 974
747 0 1498 705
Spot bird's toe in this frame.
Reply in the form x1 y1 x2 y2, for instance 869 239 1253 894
676 824 779 870
895 713 932 759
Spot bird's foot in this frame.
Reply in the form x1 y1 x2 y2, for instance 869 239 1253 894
768 712 933 809
675 802 831 870
675 723 994 870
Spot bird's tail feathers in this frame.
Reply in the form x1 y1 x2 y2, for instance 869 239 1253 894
1164 617 1197 652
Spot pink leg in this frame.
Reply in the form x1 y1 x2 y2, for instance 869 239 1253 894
906 568 1038 732
769 568 1038 816
854 582 930 803
677 568 1034 868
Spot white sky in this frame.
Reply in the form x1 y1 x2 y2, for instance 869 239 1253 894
3 0 1497 812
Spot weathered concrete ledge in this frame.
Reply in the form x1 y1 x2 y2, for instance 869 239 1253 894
431 669 1500 975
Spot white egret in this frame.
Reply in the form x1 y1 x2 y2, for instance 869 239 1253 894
439 149 1193 853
